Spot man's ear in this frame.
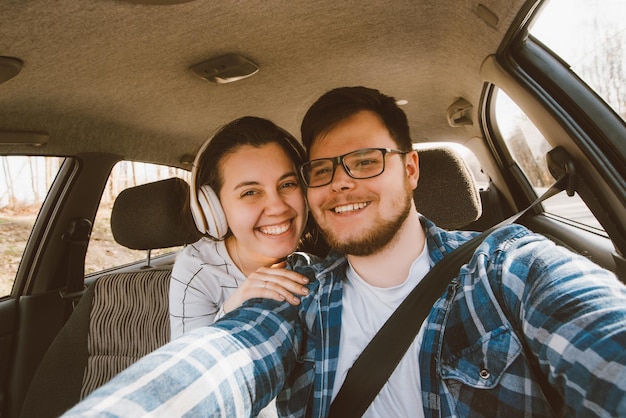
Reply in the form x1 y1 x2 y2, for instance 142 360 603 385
405 150 419 190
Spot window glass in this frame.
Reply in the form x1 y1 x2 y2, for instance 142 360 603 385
494 90 604 233
530 0 626 122
84 162 190 274
0 156 65 297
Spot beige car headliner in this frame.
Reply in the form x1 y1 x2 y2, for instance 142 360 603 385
0 0 529 168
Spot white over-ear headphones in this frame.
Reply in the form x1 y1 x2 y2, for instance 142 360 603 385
189 136 229 239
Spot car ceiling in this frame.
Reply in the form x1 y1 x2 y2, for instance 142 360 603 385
0 0 529 169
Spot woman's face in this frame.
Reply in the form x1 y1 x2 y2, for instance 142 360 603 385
218 142 307 266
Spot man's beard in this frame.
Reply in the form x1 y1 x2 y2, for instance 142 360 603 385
322 185 414 256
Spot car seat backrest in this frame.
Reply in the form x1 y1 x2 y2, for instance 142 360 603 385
111 177 202 250
413 146 482 229
21 177 200 418
81 269 171 398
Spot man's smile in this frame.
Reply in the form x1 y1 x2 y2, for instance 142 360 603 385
332 201 371 214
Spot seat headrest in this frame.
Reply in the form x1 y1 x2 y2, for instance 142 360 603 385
414 147 482 229
111 177 202 250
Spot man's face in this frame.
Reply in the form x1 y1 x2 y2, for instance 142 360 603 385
306 110 419 256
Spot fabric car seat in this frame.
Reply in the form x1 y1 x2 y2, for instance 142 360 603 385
413 146 482 229
20 177 201 418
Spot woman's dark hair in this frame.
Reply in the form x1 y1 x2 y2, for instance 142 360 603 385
300 86 413 154
196 116 306 194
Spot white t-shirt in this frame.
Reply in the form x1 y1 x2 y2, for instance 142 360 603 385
169 238 246 340
332 243 430 417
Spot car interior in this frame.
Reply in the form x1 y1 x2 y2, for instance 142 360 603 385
21 147 483 417
1 0 625 416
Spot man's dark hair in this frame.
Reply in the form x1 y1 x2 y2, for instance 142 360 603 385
300 86 413 154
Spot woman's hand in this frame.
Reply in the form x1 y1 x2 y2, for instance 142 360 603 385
222 261 309 314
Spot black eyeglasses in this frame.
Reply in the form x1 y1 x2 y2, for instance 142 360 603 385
300 147 408 188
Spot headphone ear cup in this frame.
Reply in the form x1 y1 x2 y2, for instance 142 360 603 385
189 185 208 234
196 185 228 239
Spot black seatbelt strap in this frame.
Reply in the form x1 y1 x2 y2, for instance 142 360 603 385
60 217 91 316
329 175 569 418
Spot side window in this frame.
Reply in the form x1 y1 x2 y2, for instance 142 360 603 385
0 156 65 297
494 90 604 233
84 161 190 274
530 0 626 122
494 0 625 234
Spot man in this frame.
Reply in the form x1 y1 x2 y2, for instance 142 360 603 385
63 87 626 417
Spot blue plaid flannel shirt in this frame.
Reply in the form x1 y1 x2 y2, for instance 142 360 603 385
63 216 626 417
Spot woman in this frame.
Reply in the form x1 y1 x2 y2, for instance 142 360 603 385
169 116 316 340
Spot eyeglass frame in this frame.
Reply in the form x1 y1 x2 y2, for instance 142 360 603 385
299 147 409 188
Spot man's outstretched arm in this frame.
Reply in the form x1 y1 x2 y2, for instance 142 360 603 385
62 302 300 417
